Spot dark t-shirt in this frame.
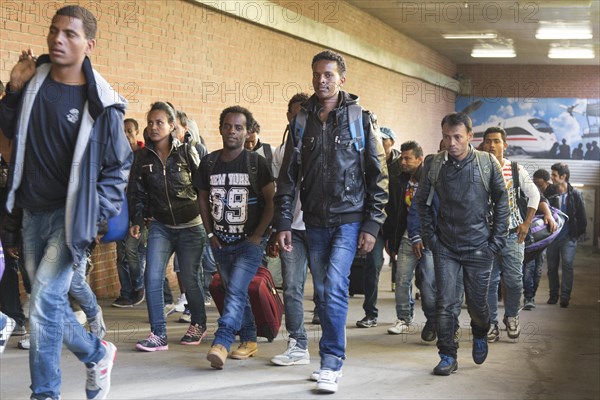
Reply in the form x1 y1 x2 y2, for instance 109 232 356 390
17 77 86 211
196 150 273 244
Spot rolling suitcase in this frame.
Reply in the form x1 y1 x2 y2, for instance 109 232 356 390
209 265 284 342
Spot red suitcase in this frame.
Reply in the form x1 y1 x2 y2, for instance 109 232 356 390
209 266 284 342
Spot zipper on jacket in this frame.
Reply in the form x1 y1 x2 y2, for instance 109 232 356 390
321 120 327 219
149 147 177 225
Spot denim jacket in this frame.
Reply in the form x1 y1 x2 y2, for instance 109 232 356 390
0 56 133 262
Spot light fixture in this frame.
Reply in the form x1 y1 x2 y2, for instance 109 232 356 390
536 21 593 40
471 46 516 58
548 45 595 59
443 33 497 39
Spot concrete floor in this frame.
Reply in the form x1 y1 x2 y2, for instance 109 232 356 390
1 246 599 400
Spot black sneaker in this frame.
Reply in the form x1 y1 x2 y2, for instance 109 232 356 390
136 333 168 352
421 321 436 342
433 354 458 376
356 316 377 328
132 289 145 306
180 323 208 345
112 297 133 308
311 313 320 325
472 338 488 365
523 298 536 310
547 297 558 305
560 298 569 308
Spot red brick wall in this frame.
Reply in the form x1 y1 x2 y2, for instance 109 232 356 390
1 0 455 298
457 64 600 99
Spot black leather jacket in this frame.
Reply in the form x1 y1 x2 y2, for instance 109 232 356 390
274 91 388 237
129 138 201 227
546 183 587 239
416 147 509 255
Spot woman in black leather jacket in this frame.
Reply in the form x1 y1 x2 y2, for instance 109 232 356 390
129 102 208 352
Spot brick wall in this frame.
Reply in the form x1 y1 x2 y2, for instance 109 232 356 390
1 0 456 298
457 64 600 99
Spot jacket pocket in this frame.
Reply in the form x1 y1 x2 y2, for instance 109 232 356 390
343 168 361 205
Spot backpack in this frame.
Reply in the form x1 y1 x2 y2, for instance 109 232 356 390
425 149 494 207
204 149 262 197
511 161 529 220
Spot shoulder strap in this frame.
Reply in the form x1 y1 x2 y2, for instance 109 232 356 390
262 144 273 167
205 150 222 179
426 151 445 207
474 150 492 194
511 160 520 197
246 150 261 197
293 109 308 145
347 105 366 152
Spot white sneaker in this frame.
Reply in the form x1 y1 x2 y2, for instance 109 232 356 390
18 335 30 350
0 317 16 354
310 369 342 381
88 307 106 339
174 294 187 313
164 304 176 319
270 338 310 366
388 320 410 335
86 340 117 400
316 369 340 393
74 310 87 326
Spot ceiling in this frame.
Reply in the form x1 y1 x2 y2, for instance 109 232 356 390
346 0 600 65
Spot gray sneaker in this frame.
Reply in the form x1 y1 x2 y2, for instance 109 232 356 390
88 307 106 339
86 340 117 400
270 338 310 366
503 316 521 339
18 335 30 350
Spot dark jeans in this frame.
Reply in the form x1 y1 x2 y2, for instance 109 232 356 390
523 251 543 300
433 239 493 359
0 256 26 326
362 233 385 318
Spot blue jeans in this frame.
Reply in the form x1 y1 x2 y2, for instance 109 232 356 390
280 229 309 349
547 237 578 301
202 242 217 294
145 221 206 336
22 208 105 400
362 233 385 318
69 256 98 319
212 239 264 350
306 222 360 372
395 239 436 323
487 233 524 323
523 251 544 300
116 226 146 299
433 238 492 359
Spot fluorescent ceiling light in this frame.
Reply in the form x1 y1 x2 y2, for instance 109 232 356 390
471 47 516 58
536 22 593 40
443 33 497 39
548 46 595 59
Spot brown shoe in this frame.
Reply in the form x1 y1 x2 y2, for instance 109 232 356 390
230 341 258 360
207 344 228 369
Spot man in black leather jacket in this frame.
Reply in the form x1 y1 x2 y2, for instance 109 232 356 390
416 112 508 376
274 50 388 393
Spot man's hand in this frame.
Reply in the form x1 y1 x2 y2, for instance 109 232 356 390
209 235 222 250
412 242 424 259
246 234 261 246
94 234 105 244
357 232 376 255
544 213 558 233
6 247 20 260
266 233 279 257
10 49 37 92
129 225 141 239
277 231 293 253
516 222 531 244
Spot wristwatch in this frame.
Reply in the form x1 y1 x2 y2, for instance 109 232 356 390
207 232 215 239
